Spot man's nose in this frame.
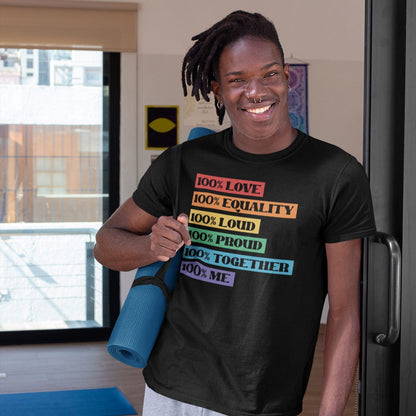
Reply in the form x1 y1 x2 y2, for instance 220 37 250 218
245 78 268 100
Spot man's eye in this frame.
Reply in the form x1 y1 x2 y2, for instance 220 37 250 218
266 71 278 78
230 78 244 83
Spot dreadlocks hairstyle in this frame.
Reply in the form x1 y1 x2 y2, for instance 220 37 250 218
181 10 285 125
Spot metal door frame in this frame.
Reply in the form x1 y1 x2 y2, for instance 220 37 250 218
362 0 416 414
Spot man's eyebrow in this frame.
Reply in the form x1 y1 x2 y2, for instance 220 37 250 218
224 61 283 77
262 61 282 70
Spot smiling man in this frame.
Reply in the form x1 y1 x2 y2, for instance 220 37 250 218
94 10 376 416
211 36 295 154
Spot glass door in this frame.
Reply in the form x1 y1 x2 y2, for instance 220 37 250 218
362 0 416 414
0 49 119 341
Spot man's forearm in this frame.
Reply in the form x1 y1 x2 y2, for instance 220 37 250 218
94 227 157 271
319 311 360 416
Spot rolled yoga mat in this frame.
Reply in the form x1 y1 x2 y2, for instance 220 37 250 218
107 251 182 368
107 127 215 368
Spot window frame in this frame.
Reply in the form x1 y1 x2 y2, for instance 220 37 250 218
1 52 120 345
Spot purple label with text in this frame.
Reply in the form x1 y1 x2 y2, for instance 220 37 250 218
181 260 235 287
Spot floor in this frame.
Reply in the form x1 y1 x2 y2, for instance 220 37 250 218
0 327 358 415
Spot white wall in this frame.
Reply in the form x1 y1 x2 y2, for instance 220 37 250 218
134 0 365 178
135 0 364 60
85 0 366 315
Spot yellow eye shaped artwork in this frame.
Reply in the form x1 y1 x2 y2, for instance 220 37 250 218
146 105 179 149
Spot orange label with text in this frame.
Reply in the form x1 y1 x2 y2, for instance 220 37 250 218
192 191 298 219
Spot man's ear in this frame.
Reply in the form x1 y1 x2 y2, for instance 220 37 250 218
211 80 221 103
284 64 290 83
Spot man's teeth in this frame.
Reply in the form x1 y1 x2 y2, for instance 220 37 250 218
246 105 272 114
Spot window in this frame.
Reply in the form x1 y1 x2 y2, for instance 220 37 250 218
35 157 67 196
54 66 73 86
84 67 102 86
0 50 120 343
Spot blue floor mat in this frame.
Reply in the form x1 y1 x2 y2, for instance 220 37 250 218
0 387 137 416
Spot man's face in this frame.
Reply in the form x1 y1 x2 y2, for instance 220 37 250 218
211 37 292 153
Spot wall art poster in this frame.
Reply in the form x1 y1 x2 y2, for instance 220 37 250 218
146 105 179 149
288 64 309 134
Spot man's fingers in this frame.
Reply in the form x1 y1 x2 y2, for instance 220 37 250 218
150 214 191 259
177 213 188 225
177 213 191 246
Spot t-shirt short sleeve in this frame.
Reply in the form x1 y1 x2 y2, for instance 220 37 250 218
131 147 176 218
323 157 376 243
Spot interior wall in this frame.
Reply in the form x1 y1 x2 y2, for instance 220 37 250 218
84 0 366 311
134 0 365 180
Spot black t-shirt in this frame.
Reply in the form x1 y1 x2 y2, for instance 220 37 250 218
132 128 376 416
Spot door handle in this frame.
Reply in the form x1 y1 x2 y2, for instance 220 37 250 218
374 231 401 346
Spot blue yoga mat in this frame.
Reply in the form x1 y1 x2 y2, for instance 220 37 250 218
187 126 215 140
107 127 215 369
0 387 136 416
107 251 182 368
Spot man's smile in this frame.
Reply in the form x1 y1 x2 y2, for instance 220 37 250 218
244 104 274 115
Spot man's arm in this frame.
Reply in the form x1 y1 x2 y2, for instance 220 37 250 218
319 238 362 416
93 197 191 271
